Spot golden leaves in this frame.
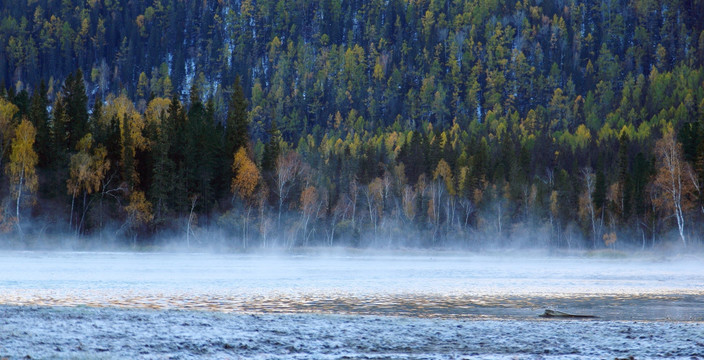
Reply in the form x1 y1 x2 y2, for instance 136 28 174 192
6 119 38 200
125 191 153 226
0 97 19 162
231 147 261 203
67 133 110 197
300 186 319 215
103 94 149 151
145 97 171 125
603 232 617 247
433 159 455 196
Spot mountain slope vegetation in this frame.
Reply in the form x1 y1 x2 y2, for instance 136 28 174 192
1 0 703 249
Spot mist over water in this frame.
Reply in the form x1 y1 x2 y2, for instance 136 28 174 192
1 251 702 321
2 250 704 359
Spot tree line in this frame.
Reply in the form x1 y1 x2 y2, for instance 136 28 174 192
0 0 703 249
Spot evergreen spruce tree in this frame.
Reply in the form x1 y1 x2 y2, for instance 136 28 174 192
186 83 217 213
166 95 189 213
28 81 50 167
166 95 186 166
617 130 632 221
105 114 122 180
403 131 426 185
51 96 68 159
121 115 136 189
46 96 69 198
150 112 174 224
62 69 89 151
593 170 606 218
226 75 249 157
262 119 282 174
208 98 229 202
90 93 104 144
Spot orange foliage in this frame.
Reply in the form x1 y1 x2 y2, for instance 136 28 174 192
231 147 260 203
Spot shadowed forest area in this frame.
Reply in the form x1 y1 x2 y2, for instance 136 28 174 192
0 0 703 250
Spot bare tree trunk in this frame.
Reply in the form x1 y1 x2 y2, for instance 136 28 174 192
69 190 77 233
641 226 646 250
243 207 251 249
328 217 337 246
349 179 358 232
495 201 503 236
187 196 198 249
78 191 89 238
301 211 309 247
655 130 692 247
278 196 283 230
364 188 377 242
674 199 686 247
581 168 599 248
99 191 104 242
667 146 687 247
14 168 24 236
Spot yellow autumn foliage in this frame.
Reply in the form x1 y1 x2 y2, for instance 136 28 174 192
231 147 261 203
7 119 38 207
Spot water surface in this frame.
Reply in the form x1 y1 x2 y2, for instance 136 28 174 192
1 251 702 321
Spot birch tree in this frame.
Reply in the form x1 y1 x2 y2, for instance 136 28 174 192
124 191 153 247
300 185 321 246
231 147 260 247
274 151 301 227
579 167 600 248
434 159 456 234
67 134 110 235
5 119 38 234
402 185 417 223
364 178 383 241
653 127 695 247
0 98 19 172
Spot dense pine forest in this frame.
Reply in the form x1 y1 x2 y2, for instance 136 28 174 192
1 0 703 249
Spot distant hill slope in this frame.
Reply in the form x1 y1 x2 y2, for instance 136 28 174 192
1 0 702 134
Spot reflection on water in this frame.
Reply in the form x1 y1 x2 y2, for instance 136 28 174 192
1 251 703 321
2 290 703 321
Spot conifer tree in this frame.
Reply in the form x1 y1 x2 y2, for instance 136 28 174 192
28 81 50 167
121 115 137 189
166 95 186 166
227 75 249 157
104 114 122 179
165 95 189 213
262 119 282 173
186 83 215 211
89 94 104 144
62 69 89 151
43 96 70 198
150 113 174 223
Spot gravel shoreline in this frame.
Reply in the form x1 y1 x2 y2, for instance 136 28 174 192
1 305 702 359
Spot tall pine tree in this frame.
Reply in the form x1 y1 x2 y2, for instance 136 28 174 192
28 80 50 167
262 119 282 174
226 75 249 157
62 69 89 151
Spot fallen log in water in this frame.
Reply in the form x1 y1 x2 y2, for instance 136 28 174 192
540 309 598 318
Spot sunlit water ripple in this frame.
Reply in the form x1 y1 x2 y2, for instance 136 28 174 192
1 251 703 321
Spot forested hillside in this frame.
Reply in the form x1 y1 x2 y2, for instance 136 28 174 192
1 0 703 249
